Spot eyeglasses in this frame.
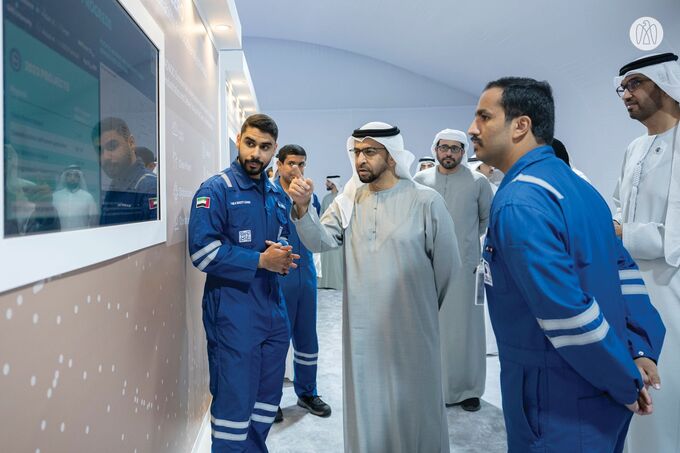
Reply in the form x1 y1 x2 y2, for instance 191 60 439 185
616 78 646 97
435 144 464 154
350 147 387 158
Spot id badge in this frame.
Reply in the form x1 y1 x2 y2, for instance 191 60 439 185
474 263 486 306
482 258 493 287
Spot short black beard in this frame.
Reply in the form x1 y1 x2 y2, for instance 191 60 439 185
630 88 665 122
358 172 379 183
440 159 459 170
239 156 264 176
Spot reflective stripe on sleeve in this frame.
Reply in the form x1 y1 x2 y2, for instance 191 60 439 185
621 284 648 296
619 269 642 281
197 248 219 271
513 174 564 199
536 300 600 331
548 318 610 349
191 240 222 263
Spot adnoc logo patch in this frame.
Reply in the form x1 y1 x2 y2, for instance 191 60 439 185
630 17 663 51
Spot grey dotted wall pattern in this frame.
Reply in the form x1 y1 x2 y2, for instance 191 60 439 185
0 0 219 451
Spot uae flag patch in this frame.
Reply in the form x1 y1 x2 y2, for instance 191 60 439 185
196 196 211 209
148 197 158 210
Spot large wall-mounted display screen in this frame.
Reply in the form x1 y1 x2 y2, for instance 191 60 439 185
3 0 159 237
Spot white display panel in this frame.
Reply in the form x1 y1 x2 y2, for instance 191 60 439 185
0 0 167 292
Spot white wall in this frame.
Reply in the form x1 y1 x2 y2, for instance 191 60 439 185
553 86 648 209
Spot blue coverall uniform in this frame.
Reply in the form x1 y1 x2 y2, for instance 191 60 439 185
188 160 291 452
482 146 665 453
274 177 321 397
100 159 157 225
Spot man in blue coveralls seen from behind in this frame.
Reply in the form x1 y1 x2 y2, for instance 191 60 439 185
468 77 664 452
273 144 331 422
189 114 299 452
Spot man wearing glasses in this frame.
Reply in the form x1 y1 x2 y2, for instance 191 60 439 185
613 52 680 453
414 129 493 412
287 122 461 453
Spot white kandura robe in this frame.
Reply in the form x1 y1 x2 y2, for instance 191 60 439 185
52 188 99 230
414 165 492 403
318 191 344 290
613 126 680 453
293 179 461 453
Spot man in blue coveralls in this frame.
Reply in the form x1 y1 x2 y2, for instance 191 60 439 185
468 77 665 452
189 114 299 452
273 144 331 422
93 117 157 225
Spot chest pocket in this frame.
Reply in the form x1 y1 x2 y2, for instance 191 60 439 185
227 199 258 248
482 233 508 293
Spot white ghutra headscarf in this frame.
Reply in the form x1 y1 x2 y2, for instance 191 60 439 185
335 122 414 228
615 53 680 267
430 128 469 166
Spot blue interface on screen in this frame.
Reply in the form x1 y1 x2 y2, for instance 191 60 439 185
4 0 159 236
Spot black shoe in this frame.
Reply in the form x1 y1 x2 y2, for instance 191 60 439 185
274 406 283 423
460 397 481 412
297 395 332 417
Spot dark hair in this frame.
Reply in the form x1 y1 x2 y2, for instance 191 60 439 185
278 144 307 163
135 146 155 165
91 117 132 143
484 77 555 144
551 138 569 166
241 113 278 141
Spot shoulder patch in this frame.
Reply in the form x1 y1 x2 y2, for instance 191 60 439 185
196 196 211 209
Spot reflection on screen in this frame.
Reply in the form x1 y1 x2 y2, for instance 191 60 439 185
3 0 159 236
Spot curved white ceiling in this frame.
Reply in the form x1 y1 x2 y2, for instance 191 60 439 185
235 0 680 205
236 0 680 97
243 37 478 110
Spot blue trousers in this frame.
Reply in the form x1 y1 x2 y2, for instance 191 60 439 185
500 343 633 453
203 288 289 452
280 270 319 397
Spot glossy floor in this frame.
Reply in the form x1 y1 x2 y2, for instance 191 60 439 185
198 289 506 452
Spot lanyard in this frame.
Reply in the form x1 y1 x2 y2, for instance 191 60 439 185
627 123 679 221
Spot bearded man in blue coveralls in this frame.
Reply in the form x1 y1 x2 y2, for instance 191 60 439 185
468 77 665 453
273 144 331 422
189 114 299 452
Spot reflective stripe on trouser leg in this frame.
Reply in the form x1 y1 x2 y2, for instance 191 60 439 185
291 280 319 397
203 297 260 453
247 314 289 452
